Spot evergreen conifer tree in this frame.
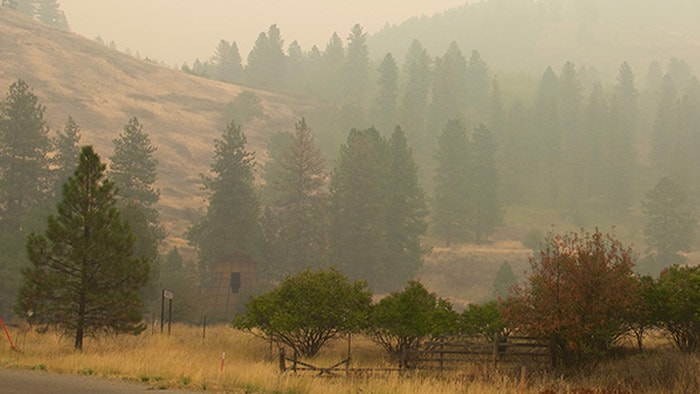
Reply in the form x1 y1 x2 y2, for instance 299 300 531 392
16 146 149 350
430 42 468 128
264 118 329 277
0 79 52 234
109 117 162 303
469 124 502 243
385 126 428 285
399 39 432 140
642 177 698 270
433 119 471 246
52 116 81 198
330 127 386 289
607 61 638 216
372 53 399 132
343 24 370 101
36 0 69 31
188 121 261 283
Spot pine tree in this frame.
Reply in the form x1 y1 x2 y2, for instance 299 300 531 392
372 53 399 132
582 82 608 200
677 77 700 190
385 126 428 286
0 79 52 234
558 61 583 212
15 146 149 350
109 117 162 302
188 121 261 282
399 39 432 141
285 40 308 92
433 119 471 246
430 42 467 129
318 32 345 100
0 79 53 317
52 116 81 198
330 127 387 289
36 0 69 31
533 66 560 205
265 118 329 277
246 25 285 88
469 124 502 243
607 61 638 216
246 31 270 87
110 117 159 208
492 261 517 300
465 50 490 116
343 24 370 101
212 40 243 84
642 177 698 270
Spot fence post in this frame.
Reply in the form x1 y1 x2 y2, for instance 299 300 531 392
439 340 444 370
492 333 500 367
346 334 351 376
202 315 206 345
278 347 286 373
292 349 298 373
519 365 527 394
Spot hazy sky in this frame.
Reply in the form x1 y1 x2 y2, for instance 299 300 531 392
59 1 470 66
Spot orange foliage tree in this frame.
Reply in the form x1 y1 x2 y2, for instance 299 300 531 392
502 228 638 369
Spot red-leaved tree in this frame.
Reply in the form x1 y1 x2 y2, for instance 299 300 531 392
502 228 638 369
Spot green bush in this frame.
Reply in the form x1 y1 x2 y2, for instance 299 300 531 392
232 268 371 357
369 281 457 368
460 301 506 341
652 265 700 352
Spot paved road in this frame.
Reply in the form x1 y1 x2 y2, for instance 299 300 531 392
0 368 197 393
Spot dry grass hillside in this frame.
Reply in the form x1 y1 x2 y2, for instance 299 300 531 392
0 9 317 248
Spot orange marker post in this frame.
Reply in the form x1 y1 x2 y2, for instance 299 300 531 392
0 317 17 351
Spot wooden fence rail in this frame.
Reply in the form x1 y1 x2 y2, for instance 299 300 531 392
277 334 552 377
418 335 551 370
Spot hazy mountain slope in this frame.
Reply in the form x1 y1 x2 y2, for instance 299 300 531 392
369 0 700 78
0 9 315 248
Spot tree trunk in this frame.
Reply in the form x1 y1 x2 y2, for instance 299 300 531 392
75 291 86 350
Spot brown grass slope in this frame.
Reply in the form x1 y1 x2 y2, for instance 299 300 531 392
0 9 316 248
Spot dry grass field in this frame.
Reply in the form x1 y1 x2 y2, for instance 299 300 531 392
1 324 699 393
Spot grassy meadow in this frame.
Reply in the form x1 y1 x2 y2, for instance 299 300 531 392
1 323 700 393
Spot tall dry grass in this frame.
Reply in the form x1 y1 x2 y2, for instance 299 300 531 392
1 324 699 393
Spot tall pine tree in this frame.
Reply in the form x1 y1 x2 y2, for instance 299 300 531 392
16 146 149 350
52 116 81 198
385 126 428 285
264 118 329 277
0 80 52 316
469 124 502 243
188 121 261 282
433 119 471 246
109 117 162 301
330 128 386 289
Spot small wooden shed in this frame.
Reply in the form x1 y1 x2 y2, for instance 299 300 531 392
204 252 257 321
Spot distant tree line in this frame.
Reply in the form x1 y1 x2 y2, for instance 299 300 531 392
189 24 700 260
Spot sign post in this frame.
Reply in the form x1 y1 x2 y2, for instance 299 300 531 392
161 289 173 335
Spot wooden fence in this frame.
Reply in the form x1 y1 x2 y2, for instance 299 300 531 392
417 334 551 371
278 334 551 376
